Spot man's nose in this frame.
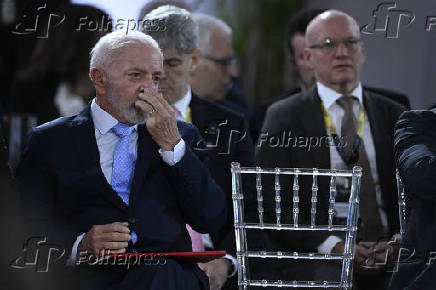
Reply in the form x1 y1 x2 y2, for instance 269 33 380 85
335 41 350 56
226 62 238 78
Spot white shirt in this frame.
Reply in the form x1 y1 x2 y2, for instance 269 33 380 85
173 88 192 121
316 82 388 254
54 82 87 117
68 98 185 264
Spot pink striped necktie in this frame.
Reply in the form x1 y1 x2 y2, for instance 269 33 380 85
186 224 205 252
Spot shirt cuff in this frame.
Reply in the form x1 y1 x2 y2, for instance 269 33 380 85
317 235 342 254
158 139 186 166
66 233 85 266
224 254 238 277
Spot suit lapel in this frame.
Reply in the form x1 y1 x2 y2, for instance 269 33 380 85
362 90 389 174
299 87 330 169
128 125 160 209
71 106 127 211
189 93 201 126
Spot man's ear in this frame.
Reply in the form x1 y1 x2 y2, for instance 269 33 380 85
190 49 200 72
360 42 366 62
303 48 314 69
90 68 107 95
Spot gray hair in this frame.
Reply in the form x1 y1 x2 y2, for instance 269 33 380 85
192 13 232 56
89 30 161 73
140 5 198 54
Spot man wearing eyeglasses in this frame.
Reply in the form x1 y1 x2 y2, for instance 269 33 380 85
256 10 405 289
141 6 253 290
190 13 248 115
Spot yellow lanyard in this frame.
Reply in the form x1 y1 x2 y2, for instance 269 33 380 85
185 106 192 123
321 102 365 138
321 101 365 165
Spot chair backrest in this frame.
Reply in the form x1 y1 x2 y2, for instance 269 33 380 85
231 162 362 289
395 170 407 238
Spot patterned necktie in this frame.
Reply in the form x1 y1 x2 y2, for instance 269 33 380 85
336 96 384 240
111 123 138 244
172 106 183 121
172 105 205 251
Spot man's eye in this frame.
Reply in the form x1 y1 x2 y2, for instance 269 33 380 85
323 42 336 49
165 60 181 67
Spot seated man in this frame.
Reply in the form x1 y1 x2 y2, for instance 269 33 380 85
390 108 436 290
15 30 226 290
141 6 254 289
256 10 405 289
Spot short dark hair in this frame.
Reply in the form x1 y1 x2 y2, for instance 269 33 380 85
285 8 326 59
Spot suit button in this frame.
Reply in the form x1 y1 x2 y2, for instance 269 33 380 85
129 217 137 224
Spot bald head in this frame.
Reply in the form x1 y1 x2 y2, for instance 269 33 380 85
306 10 360 46
303 10 365 94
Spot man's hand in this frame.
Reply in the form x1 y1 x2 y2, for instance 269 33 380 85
332 241 384 274
135 88 181 151
198 258 231 290
77 222 131 258
372 241 397 268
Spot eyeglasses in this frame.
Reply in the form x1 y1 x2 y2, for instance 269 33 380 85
201 55 236 67
308 37 361 53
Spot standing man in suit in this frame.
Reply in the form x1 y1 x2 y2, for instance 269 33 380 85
256 10 405 289
141 6 253 290
15 30 226 290
389 109 436 290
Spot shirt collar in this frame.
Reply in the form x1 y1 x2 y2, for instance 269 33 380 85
90 98 137 135
316 82 363 109
172 88 192 120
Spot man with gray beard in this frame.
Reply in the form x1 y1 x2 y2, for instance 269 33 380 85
15 30 226 290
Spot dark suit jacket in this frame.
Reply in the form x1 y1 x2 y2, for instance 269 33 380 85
253 87 405 283
256 88 403 250
190 94 253 289
250 86 410 146
15 105 227 290
190 94 253 255
389 109 436 290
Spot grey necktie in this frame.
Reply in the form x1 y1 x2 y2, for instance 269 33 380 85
336 96 384 240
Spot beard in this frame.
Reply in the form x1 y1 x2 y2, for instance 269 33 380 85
107 86 149 125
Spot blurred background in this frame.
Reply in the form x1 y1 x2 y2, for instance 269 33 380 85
0 0 435 289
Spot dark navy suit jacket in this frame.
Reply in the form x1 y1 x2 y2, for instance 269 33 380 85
15 105 227 290
390 109 436 290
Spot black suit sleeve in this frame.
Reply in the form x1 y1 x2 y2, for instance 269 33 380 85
169 123 227 235
15 128 77 259
394 110 436 202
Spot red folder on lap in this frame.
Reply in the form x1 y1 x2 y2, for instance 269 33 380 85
107 250 226 263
